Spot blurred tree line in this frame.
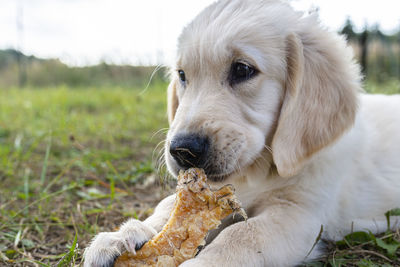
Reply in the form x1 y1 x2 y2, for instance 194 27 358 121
340 17 400 83
0 17 399 89
0 49 167 88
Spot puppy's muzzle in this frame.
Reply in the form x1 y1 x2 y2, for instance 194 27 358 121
169 133 209 169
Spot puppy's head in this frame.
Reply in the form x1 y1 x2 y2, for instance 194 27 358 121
165 0 360 180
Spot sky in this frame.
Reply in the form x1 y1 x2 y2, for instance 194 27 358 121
0 0 399 66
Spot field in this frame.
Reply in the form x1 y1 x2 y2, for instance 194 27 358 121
0 83 174 266
0 81 399 266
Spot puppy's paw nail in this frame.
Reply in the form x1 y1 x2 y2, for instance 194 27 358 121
122 238 137 254
103 255 118 267
135 240 146 251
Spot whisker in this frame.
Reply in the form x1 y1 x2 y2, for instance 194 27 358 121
152 141 165 153
154 152 171 186
153 140 166 153
152 140 167 163
139 64 167 95
203 158 211 173
229 147 243 177
156 151 164 165
150 128 169 141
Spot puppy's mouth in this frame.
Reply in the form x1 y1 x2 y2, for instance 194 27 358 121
200 165 237 182
171 165 234 182
173 156 241 182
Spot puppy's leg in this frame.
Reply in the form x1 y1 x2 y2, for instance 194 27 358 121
180 205 322 267
83 194 175 267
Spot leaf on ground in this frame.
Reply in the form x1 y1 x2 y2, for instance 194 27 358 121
375 237 400 256
21 238 35 249
337 231 374 247
5 249 17 259
385 208 400 217
76 188 108 200
385 208 400 230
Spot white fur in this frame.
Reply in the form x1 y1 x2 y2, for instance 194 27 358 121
84 1 400 266
83 195 174 267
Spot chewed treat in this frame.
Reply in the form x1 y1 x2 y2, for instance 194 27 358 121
114 168 246 267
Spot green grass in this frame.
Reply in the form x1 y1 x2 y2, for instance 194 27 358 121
0 84 172 266
303 211 400 267
0 80 399 266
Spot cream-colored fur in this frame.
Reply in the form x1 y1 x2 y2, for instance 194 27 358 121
84 1 400 266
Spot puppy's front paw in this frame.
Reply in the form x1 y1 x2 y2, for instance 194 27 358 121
84 219 157 267
83 231 123 267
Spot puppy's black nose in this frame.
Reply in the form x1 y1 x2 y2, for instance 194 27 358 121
169 134 209 169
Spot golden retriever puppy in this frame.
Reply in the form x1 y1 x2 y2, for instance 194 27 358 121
84 0 400 266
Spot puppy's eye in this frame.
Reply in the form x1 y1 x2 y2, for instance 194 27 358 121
178 70 186 83
229 62 257 85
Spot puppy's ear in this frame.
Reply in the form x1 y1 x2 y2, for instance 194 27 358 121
167 78 179 124
271 33 359 177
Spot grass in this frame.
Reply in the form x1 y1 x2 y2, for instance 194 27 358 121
303 214 400 267
0 79 399 266
0 84 173 266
